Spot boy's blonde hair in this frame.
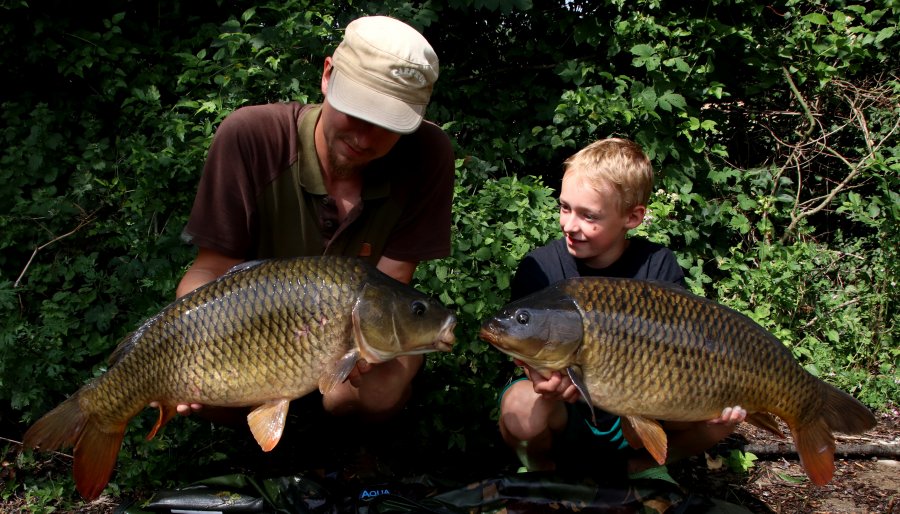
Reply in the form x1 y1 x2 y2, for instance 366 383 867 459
563 138 653 214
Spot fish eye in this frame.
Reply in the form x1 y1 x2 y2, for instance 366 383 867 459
515 310 530 325
411 300 427 316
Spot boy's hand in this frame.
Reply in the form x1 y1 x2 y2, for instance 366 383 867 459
515 359 580 403
707 405 747 426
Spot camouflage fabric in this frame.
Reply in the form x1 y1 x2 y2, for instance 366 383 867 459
119 471 753 514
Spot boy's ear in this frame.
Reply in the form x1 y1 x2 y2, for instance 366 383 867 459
624 205 646 229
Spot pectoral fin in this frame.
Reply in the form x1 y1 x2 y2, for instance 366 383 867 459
318 349 360 394
624 415 669 465
247 399 290 452
747 412 785 438
566 366 598 425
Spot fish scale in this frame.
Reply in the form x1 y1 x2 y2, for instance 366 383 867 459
480 276 875 486
23 256 456 500
572 279 804 420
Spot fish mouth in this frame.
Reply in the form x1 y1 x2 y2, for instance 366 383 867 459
478 326 515 354
478 326 497 344
433 317 457 352
478 325 538 364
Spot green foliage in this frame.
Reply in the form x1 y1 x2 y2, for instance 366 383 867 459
411 156 559 455
1 0 898 507
725 450 758 474
522 0 900 408
3 443 76 513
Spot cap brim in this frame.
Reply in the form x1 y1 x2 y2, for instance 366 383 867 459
327 70 425 134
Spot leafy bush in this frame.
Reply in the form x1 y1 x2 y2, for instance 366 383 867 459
1 0 897 507
412 156 559 456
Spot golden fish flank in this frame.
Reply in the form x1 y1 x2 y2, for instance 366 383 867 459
23 256 457 501
479 276 875 486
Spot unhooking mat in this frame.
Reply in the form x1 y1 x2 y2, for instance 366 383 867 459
115 471 753 514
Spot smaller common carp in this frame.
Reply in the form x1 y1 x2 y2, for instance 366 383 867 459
480 277 876 485
24 257 456 500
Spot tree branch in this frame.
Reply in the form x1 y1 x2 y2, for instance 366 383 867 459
14 212 96 288
783 66 817 138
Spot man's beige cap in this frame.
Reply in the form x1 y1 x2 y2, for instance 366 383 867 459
328 16 439 134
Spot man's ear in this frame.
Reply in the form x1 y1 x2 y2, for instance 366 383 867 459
625 204 646 229
320 56 334 96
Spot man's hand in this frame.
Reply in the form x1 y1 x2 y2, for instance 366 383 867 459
149 400 203 416
346 359 375 387
515 359 580 403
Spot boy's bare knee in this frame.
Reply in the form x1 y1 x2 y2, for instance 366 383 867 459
499 381 563 442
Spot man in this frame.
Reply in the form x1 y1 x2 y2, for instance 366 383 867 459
170 16 454 422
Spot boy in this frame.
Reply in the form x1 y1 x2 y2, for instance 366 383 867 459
498 138 745 480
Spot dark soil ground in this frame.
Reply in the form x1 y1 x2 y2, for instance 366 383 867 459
672 408 900 513
3 407 898 513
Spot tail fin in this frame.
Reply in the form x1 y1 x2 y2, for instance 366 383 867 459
791 417 835 486
792 383 877 486
73 421 126 500
23 395 86 451
23 393 126 501
820 382 876 435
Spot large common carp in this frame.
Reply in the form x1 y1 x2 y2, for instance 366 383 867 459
479 277 875 485
23 256 456 500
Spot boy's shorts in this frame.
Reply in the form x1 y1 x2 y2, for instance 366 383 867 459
501 378 634 476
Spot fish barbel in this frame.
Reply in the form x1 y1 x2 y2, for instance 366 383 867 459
23 256 457 500
479 277 875 485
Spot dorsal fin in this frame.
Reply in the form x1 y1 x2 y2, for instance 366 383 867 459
107 330 142 366
224 260 265 275
109 259 264 367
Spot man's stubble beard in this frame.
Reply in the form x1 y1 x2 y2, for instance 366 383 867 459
326 148 362 179
325 135 368 179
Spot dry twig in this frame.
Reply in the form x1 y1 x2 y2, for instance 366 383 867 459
14 211 97 289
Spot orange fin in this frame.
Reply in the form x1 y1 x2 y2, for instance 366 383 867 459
23 395 86 451
146 403 177 441
819 382 876 435
25 390 129 501
747 412 785 438
624 415 668 465
247 399 289 452
788 382 875 486
73 422 126 500
791 417 835 486
620 416 644 450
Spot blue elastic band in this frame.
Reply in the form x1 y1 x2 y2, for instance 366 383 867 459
586 417 629 450
498 377 529 408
